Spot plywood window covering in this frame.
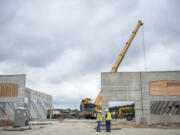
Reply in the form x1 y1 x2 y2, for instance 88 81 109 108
0 83 18 97
167 82 180 87
150 80 180 95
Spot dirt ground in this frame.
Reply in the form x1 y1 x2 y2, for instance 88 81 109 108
0 120 180 135
101 123 180 129
0 120 13 127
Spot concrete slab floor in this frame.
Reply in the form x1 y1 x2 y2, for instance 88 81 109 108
0 120 180 135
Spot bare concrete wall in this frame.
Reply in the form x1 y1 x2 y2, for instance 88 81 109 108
0 74 52 121
25 88 52 120
0 74 26 106
151 115 180 123
101 71 180 124
0 74 25 120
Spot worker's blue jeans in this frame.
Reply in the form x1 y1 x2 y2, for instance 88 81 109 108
96 121 101 132
106 120 111 132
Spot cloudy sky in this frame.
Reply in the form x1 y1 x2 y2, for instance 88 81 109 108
0 0 180 109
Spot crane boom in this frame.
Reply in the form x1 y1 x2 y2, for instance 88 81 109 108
94 91 102 112
94 20 143 111
81 20 143 117
111 20 143 72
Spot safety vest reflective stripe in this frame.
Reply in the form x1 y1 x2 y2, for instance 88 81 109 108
106 112 112 120
97 113 102 121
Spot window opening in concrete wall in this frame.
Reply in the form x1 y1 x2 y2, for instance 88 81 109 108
108 101 135 121
37 99 40 104
150 101 180 115
32 99 37 104
41 100 45 106
24 97 28 104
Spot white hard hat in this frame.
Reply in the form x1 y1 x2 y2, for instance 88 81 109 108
105 109 109 112
98 110 102 113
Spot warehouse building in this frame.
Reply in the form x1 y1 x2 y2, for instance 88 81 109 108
0 74 52 121
101 71 180 124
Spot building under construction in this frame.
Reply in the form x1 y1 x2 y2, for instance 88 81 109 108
101 71 180 124
80 21 180 125
0 74 52 121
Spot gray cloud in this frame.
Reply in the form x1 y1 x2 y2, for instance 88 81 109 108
0 0 180 109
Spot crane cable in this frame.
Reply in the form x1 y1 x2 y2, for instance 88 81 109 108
141 25 147 71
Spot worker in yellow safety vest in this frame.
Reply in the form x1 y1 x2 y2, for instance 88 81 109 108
96 110 102 132
105 109 112 132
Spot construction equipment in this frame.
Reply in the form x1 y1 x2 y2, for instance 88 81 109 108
81 98 92 104
80 98 96 119
80 20 143 118
111 20 143 72
48 108 81 119
47 109 70 119
118 105 135 121
94 92 102 112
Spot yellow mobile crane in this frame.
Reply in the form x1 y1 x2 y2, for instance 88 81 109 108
81 20 143 118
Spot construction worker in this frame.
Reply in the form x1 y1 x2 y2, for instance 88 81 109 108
96 110 102 132
105 109 112 132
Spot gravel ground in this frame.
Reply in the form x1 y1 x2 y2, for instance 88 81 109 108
0 120 180 135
